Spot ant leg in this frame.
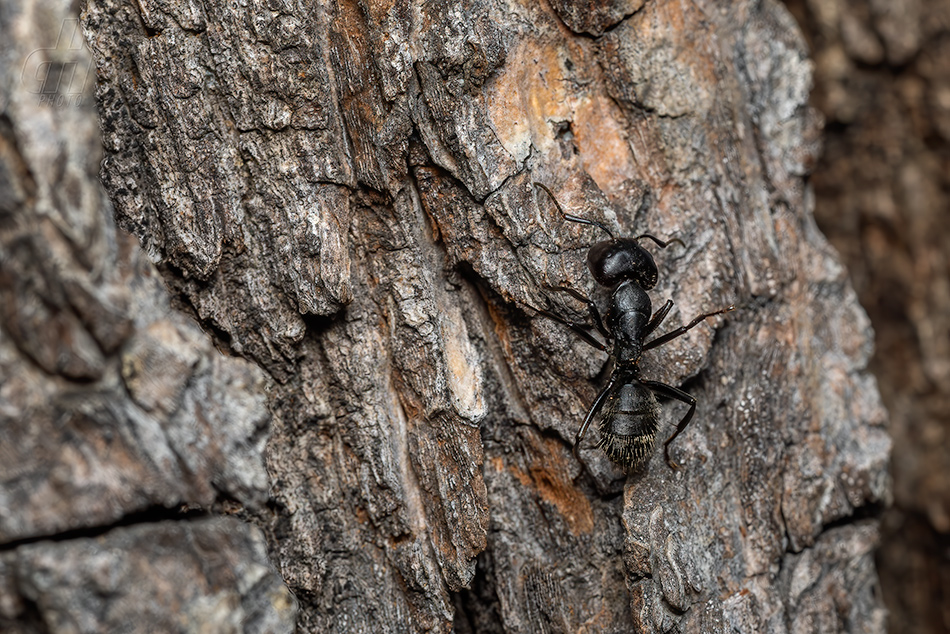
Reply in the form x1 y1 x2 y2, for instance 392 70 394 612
546 285 609 339
573 375 617 459
528 304 608 351
634 234 685 250
643 299 674 339
640 380 696 470
642 305 736 351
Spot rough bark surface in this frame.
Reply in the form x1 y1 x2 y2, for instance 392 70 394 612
784 0 950 631
1 518 295 633
0 0 296 631
2 0 891 631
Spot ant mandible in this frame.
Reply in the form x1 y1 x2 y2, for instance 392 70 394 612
529 183 734 471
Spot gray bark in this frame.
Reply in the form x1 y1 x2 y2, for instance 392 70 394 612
0 0 295 631
1 0 891 631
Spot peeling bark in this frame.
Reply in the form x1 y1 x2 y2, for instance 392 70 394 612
1 0 891 631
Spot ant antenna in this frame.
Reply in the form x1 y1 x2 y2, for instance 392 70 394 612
634 233 685 250
533 183 615 239
563 214 615 239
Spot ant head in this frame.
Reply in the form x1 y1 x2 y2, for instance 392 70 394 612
587 239 659 289
531 183 671 290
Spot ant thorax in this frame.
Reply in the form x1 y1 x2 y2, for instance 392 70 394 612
608 280 652 365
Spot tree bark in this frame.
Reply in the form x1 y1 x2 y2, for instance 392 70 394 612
1 0 891 632
784 0 950 631
0 0 296 631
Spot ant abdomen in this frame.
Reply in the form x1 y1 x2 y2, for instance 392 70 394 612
596 382 660 470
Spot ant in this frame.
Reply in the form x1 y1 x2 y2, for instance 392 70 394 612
529 184 734 471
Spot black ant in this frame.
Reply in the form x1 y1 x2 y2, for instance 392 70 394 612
529 184 734 471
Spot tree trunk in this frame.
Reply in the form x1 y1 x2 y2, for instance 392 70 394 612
784 1 950 631
0 1 295 631
1 0 891 631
